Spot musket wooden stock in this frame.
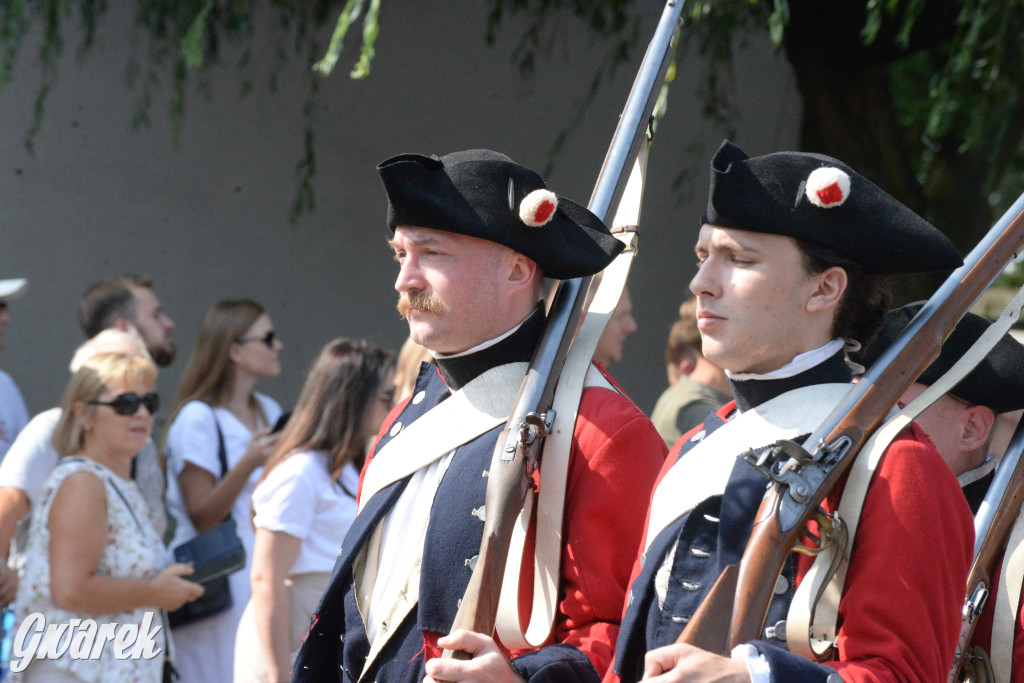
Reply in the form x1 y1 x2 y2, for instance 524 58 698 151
679 198 1024 654
446 423 530 646
682 564 738 655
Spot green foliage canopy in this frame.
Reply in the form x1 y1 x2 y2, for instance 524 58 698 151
2 0 1023 253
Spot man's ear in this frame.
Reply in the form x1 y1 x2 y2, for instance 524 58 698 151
677 358 697 377
962 404 996 452
507 252 539 289
806 266 847 314
112 318 130 332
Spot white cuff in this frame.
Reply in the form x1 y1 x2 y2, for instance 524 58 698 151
730 643 772 683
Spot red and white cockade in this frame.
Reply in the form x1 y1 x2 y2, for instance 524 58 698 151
805 167 851 209
519 189 558 227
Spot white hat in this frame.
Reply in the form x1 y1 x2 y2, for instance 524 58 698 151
0 279 28 301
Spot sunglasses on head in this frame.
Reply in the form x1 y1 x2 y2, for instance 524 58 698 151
237 330 277 348
89 392 160 416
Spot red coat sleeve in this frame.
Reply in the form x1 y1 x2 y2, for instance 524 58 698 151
507 382 668 677
804 423 974 681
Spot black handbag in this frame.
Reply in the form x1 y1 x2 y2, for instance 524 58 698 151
171 517 244 584
167 412 246 628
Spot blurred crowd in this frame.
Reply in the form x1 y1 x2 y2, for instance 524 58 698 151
0 274 705 683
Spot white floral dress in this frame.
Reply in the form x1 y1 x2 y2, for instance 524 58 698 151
10 457 171 683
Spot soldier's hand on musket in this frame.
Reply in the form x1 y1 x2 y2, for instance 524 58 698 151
641 643 751 682
423 630 526 683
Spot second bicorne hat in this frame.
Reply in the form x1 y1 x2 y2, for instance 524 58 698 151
701 140 962 275
377 149 623 280
860 302 1024 414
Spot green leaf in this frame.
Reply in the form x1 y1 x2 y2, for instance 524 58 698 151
312 0 365 76
350 0 379 79
767 0 789 47
180 0 214 69
861 0 882 44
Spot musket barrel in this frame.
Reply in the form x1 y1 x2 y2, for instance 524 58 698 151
588 0 685 223
974 414 1024 556
507 0 685 426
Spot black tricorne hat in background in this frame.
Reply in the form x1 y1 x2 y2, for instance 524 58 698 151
701 140 962 275
377 149 623 280
860 302 1024 413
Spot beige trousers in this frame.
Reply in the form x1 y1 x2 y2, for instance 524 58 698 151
232 571 330 683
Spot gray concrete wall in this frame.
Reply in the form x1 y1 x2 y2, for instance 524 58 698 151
0 2 800 423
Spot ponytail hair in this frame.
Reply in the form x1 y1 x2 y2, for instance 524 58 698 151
796 238 891 353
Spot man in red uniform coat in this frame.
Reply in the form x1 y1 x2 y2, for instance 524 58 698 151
610 140 972 682
862 303 1024 681
291 149 667 683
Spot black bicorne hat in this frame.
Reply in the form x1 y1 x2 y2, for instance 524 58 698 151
377 149 623 280
701 141 963 275
861 303 1024 413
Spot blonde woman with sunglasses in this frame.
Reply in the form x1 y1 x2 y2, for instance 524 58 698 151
10 353 203 682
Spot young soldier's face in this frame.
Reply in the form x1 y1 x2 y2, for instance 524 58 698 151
690 224 826 374
389 226 519 355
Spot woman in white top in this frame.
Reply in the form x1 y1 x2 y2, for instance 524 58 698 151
163 300 284 683
11 353 203 683
233 338 394 683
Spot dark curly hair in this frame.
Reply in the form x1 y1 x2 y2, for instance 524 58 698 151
796 238 891 352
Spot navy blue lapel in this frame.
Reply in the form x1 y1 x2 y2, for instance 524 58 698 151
613 410 728 682
613 511 689 683
419 423 502 633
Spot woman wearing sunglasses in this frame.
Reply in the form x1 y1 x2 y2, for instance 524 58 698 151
9 353 204 682
233 338 394 683
162 300 283 683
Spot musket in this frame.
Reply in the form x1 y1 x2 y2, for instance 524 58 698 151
678 189 1024 653
443 0 686 660
948 413 1024 682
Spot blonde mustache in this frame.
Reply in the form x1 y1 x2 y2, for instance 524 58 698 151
397 292 445 318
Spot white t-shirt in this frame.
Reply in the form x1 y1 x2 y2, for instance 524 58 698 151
0 370 28 463
164 394 282 550
252 449 358 575
163 393 281 683
0 408 60 508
